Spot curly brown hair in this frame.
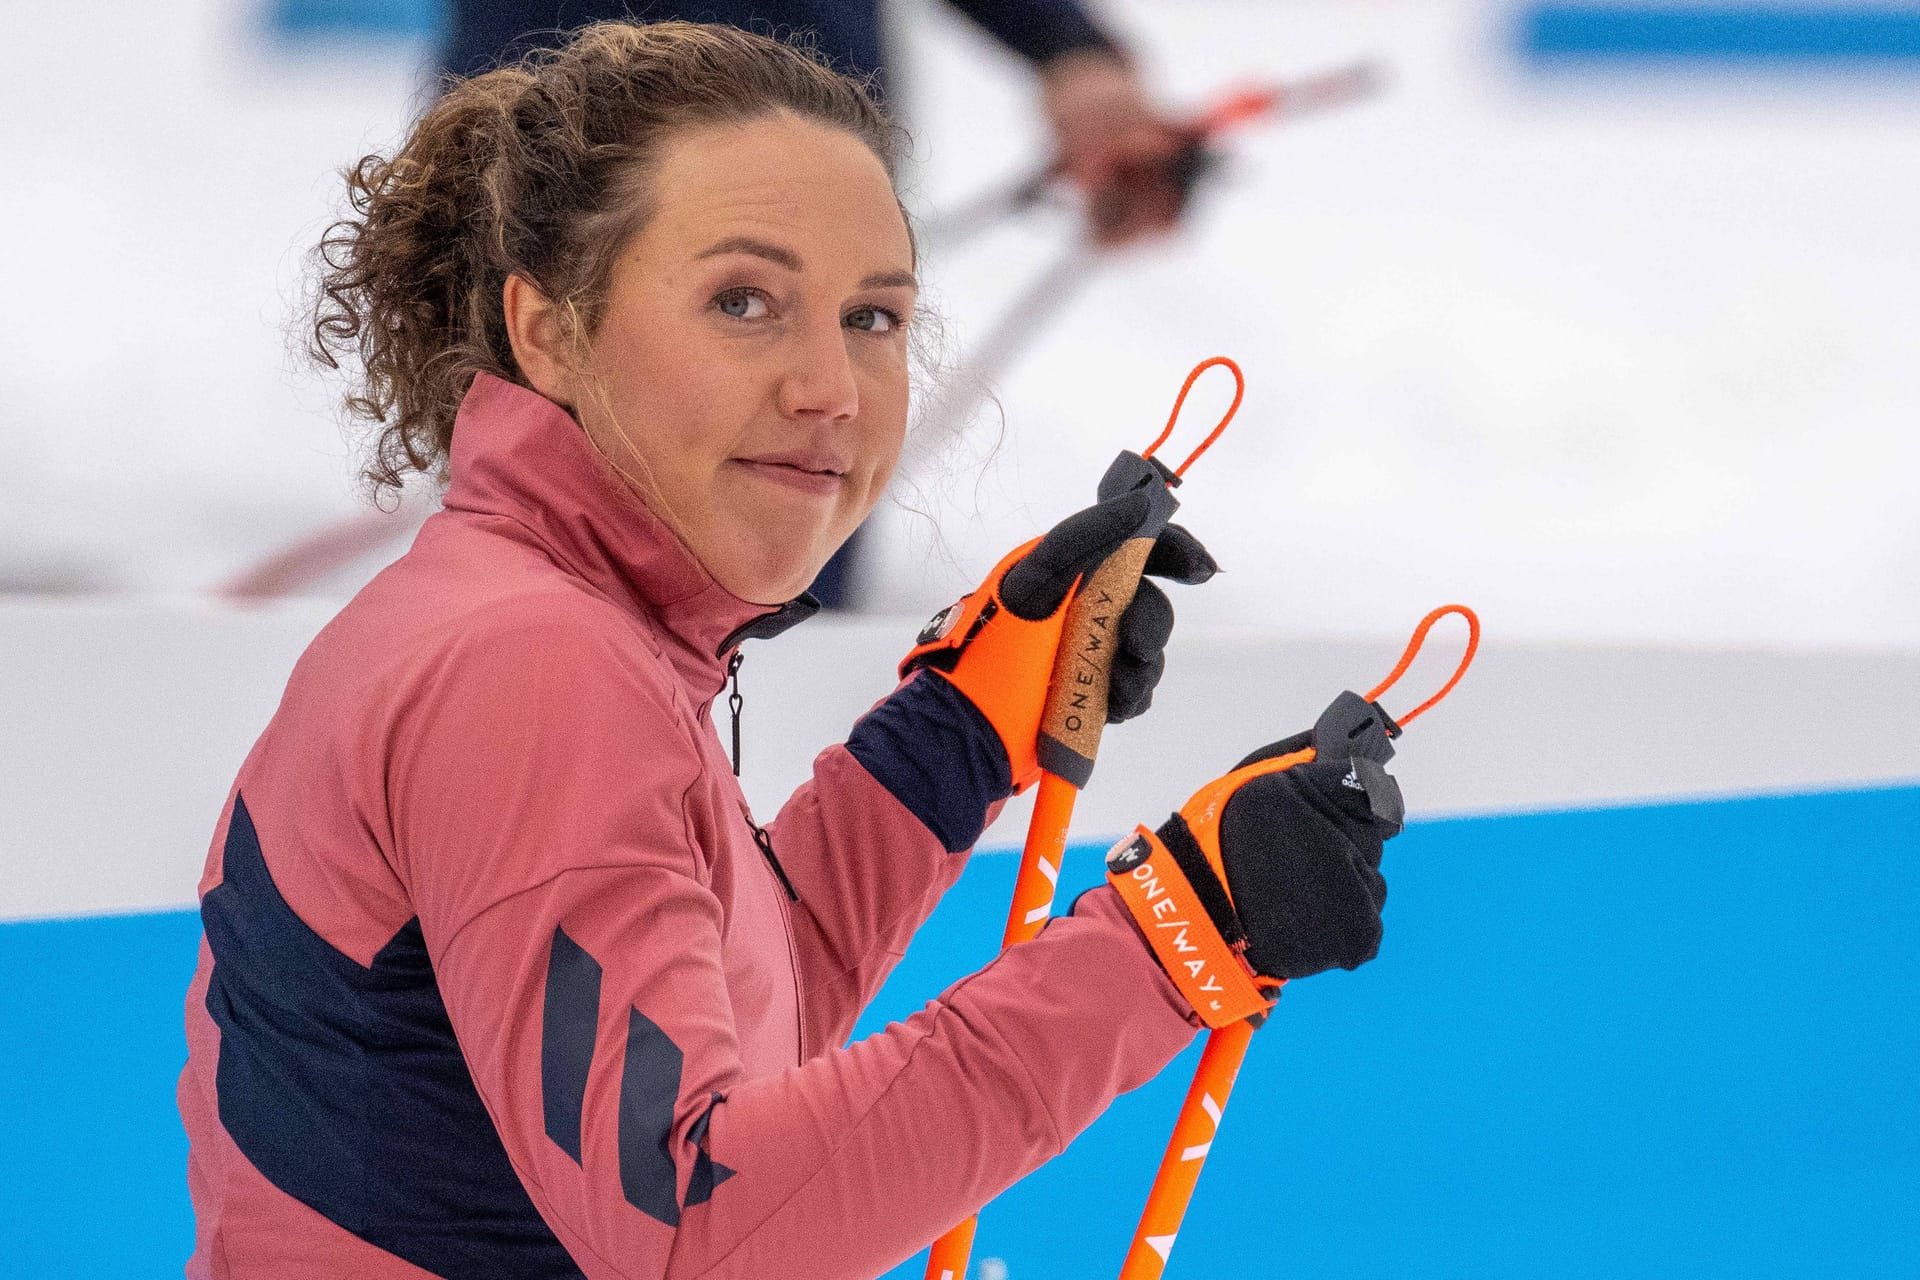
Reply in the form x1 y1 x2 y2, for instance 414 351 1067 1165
310 20 907 499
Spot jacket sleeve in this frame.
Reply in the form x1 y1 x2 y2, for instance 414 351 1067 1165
768 671 1010 1055
941 0 1122 66
389 616 1197 1280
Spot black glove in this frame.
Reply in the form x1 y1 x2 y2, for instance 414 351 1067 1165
996 494 1218 724
899 450 1217 791
1108 692 1405 1026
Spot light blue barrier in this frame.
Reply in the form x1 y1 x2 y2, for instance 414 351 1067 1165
4 787 1916 1277
1521 4 1920 63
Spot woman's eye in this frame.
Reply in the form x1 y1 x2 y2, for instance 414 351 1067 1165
715 289 769 320
845 306 902 333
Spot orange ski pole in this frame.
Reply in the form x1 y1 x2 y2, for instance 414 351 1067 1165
1120 1020 1258 1275
924 358 1246 1280
1116 605 1480 1279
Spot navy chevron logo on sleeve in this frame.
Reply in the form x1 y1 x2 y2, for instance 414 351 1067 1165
544 925 741 1226
616 1010 739 1226
618 1006 686 1226
541 927 602 1164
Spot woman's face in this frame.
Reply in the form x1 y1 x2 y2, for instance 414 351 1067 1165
567 113 916 605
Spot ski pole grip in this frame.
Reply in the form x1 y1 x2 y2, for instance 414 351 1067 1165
1035 536 1155 787
1033 448 1182 787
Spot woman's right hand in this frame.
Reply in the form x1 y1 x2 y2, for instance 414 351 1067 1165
896 468 1216 794
1104 690 1405 1028
848 477 1213 854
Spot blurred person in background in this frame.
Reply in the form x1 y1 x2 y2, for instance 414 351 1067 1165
446 0 1194 607
177 21 1398 1277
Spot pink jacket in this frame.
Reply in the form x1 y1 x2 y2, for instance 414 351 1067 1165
178 373 1197 1279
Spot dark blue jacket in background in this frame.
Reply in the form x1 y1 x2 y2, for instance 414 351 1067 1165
445 0 1118 85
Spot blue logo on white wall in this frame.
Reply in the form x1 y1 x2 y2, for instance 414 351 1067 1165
1522 3 1920 63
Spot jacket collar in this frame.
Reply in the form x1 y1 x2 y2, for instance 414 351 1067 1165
440 372 816 693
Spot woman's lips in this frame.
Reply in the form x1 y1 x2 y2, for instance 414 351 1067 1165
731 457 845 498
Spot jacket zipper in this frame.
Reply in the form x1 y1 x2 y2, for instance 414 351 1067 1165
724 648 809 1062
726 650 799 903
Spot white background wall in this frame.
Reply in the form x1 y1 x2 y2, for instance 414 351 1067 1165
1 1 1916 646
6 599 1917 922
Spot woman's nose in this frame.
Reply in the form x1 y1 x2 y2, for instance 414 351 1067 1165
776 318 860 422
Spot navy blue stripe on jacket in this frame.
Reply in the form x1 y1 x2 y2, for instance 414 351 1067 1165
202 794 584 1278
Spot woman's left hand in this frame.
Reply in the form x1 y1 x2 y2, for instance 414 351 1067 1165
898 486 1217 792
1040 50 1191 248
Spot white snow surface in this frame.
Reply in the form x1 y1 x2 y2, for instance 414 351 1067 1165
3 0 1918 647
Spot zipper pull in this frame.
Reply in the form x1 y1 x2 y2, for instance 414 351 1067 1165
726 650 745 777
751 822 801 902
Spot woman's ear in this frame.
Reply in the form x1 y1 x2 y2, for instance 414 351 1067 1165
502 273 577 407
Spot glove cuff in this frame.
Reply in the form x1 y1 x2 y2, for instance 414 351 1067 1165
846 671 1014 853
897 536 1062 791
1106 825 1275 1029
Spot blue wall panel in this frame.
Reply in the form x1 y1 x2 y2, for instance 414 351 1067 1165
0 910 199 1276
4 787 1916 1277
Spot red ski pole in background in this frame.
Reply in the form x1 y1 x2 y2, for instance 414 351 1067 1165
916 62 1383 251
905 64 1383 471
923 357 1246 1280
1115 605 1481 1280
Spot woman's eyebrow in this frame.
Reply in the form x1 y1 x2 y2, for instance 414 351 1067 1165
860 268 919 291
694 236 916 291
696 236 802 271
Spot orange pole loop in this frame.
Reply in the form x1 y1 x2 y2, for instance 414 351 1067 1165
1139 356 1245 478
1363 604 1480 728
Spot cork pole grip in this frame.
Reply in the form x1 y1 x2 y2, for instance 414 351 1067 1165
1034 536 1157 788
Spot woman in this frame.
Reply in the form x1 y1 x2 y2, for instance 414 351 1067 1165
179 22 1398 1279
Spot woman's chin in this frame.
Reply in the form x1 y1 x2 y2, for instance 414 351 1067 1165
705 534 836 606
